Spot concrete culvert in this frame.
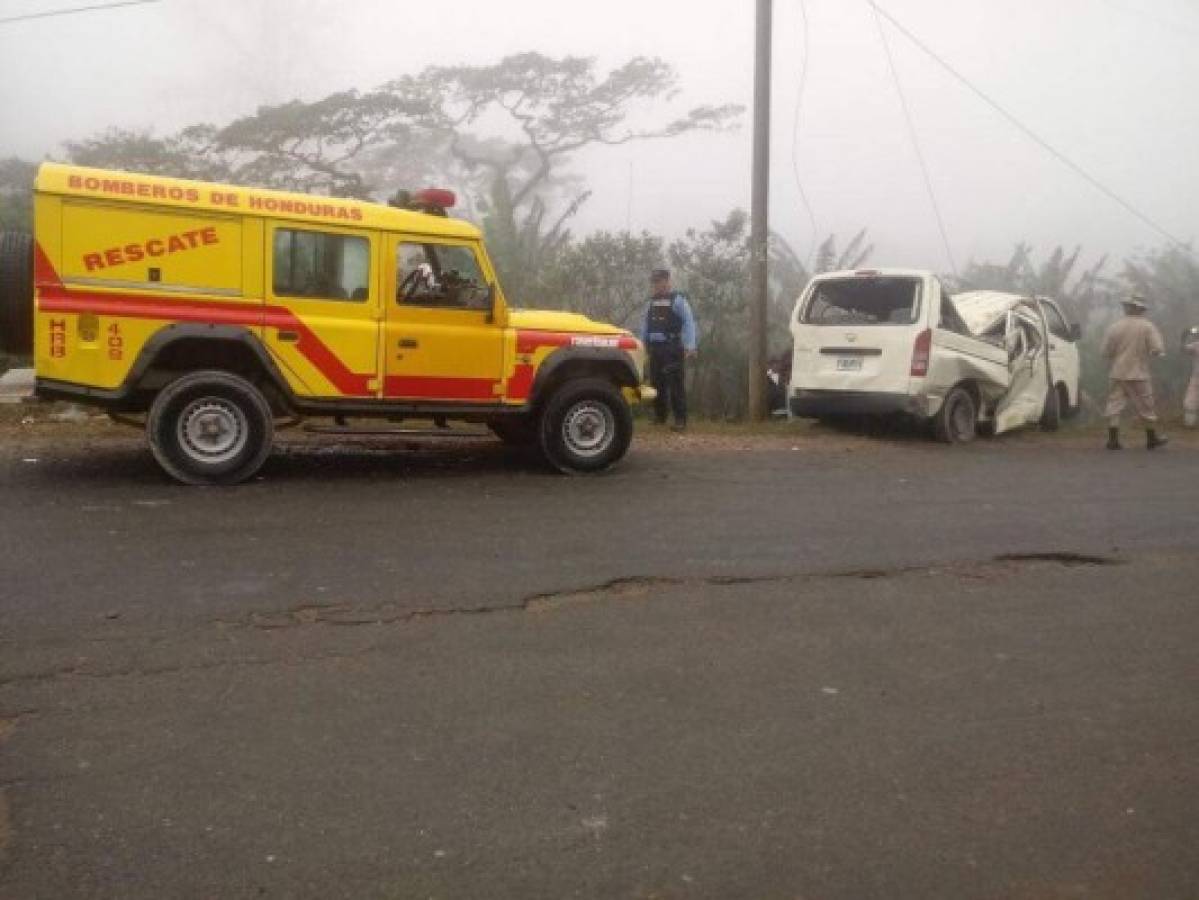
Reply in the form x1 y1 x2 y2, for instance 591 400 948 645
0 232 34 356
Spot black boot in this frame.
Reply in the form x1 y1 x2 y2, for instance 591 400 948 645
1147 429 1169 450
1106 427 1121 450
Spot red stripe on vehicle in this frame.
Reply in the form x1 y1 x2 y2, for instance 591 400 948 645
382 375 498 400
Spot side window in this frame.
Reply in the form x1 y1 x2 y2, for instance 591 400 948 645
397 242 490 310
1042 302 1072 341
273 229 369 302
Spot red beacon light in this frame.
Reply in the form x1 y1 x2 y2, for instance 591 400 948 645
411 188 456 216
388 188 457 216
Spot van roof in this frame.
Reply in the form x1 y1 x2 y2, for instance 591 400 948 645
811 268 933 280
35 163 481 240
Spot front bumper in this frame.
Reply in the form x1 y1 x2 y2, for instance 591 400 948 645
624 384 658 404
790 389 924 419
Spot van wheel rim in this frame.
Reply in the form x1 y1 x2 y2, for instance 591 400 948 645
562 401 615 459
177 397 248 464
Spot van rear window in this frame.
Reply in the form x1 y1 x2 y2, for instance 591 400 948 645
801 278 921 326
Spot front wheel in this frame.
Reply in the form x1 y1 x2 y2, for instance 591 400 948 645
934 386 977 444
147 370 274 485
1040 384 1062 431
538 378 633 473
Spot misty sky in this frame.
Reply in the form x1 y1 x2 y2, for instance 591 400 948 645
1 0 1197 277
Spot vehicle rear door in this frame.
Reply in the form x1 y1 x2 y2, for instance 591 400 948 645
792 274 926 394
264 222 380 399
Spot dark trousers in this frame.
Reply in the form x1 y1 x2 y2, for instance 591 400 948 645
649 345 687 424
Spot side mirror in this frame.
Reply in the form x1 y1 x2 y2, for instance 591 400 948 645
1069 322 1082 342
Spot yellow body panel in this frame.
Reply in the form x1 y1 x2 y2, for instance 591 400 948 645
32 163 644 407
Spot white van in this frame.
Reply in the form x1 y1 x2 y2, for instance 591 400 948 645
788 269 1080 442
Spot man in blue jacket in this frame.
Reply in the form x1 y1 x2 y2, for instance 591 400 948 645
641 268 698 430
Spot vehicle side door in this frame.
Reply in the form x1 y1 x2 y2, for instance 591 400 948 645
994 306 1050 433
1039 298 1080 409
382 236 505 403
264 222 379 399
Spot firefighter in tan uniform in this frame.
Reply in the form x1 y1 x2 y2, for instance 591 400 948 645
1101 293 1167 450
1183 326 1199 429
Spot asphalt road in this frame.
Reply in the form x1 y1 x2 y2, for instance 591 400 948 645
2 426 1198 898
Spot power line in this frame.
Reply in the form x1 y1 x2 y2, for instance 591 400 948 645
789 0 819 269
868 0 1190 251
870 2 958 277
0 0 161 26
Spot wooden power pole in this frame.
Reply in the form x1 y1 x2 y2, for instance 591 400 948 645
748 0 772 421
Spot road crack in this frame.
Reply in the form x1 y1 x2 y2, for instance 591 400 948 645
0 551 1122 687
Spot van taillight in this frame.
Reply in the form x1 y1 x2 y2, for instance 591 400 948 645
910 328 932 376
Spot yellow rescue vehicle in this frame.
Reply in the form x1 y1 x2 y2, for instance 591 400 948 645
0 163 652 484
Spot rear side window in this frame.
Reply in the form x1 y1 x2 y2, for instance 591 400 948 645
801 278 921 325
273 229 369 301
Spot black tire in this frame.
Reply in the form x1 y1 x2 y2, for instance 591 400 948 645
0 232 34 356
538 377 633 473
147 370 274 485
488 416 537 446
1040 384 1062 431
1058 383 1080 420
934 386 977 444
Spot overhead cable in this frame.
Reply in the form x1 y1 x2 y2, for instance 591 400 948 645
0 0 161 26
868 0 1190 251
790 0 820 269
870 2 959 277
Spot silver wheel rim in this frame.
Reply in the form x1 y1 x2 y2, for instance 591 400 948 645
562 400 615 459
950 397 973 440
177 397 249 465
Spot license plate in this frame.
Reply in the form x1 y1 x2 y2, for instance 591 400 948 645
836 357 863 371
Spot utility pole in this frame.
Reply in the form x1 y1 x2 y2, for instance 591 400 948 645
748 0 772 421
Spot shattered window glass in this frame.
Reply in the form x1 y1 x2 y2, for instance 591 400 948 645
802 278 921 326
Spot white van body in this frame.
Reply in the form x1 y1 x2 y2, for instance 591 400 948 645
788 269 1080 441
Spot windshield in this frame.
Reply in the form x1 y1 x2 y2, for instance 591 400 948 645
801 277 922 326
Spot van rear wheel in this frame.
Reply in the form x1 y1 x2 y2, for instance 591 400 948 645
147 370 274 485
934 387 977 444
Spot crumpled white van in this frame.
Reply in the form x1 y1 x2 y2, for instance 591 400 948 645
788 269 1080 442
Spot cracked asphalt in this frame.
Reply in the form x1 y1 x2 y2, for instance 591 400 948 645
2 425 1199 898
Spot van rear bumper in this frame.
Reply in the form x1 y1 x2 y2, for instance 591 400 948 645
790 389 921 418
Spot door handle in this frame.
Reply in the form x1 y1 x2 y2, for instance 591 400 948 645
398 338 419 349
278 330 299 343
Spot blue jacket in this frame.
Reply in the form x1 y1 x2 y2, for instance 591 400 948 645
641 292 698 352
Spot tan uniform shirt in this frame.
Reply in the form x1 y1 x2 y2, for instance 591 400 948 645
1101 316 1165 380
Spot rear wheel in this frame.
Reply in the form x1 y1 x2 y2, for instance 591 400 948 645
934 386 977 444
147 370 274 485
0 231 34 356
538 378 633 473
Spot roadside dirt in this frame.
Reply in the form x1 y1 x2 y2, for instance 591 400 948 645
2 401 1196 462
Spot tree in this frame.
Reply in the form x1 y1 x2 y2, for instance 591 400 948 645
533 230 665 326
376 52 742 300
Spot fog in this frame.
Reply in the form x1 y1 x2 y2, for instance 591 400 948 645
1 0 1196 270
